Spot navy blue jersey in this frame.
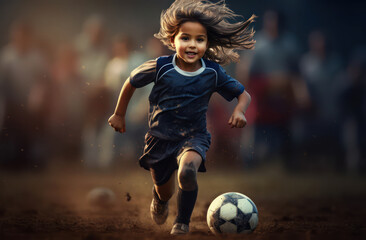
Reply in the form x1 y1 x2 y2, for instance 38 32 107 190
129 54 244 141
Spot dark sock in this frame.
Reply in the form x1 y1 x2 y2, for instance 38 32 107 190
175 187 198 225
153 187 167 204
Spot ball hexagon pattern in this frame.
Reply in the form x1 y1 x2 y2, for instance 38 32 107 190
207 192 258 234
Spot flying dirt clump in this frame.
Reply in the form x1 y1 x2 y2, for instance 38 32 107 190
126 192 131 202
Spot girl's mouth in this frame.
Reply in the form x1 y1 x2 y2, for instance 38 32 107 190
186 52 197 58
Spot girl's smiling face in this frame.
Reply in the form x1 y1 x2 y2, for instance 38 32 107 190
171 21 208 72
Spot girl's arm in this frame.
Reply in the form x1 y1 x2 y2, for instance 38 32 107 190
108 79 136 133
228 90 251 128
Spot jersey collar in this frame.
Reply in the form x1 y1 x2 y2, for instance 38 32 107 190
172 53 206 77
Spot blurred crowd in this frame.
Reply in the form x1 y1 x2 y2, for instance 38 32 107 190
0 15 170 170
234 10 366 173
0 10 365 173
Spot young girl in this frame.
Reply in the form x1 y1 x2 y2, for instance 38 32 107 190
108 0 255 235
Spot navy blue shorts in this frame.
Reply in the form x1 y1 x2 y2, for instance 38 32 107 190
139 132 211 186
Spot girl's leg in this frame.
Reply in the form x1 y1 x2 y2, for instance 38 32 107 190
171 150 202 234
153 171 176 201
150 170 175 225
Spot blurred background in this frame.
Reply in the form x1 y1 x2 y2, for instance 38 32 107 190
0 0 365 174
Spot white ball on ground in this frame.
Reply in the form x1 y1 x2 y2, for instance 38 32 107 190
207 192 258 234
87 187 116 208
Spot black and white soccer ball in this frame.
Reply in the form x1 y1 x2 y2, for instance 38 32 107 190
207 192 258 234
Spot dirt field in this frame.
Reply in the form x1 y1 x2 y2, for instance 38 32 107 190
0 161 365 240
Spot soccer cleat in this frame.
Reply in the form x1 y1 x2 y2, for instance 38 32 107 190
170 223 189 235
150 188 169 225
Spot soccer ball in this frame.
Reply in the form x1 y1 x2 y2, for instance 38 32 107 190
207 192 258 234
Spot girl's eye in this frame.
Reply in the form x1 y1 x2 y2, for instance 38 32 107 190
181 37 189 41
197 38 204 42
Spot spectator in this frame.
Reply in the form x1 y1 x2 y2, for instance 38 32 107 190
339 47 366 173
74 15 110 168
0 20 48 168
101 34 148 167
47 44 85 160
299 30 344 170
237 10 304 169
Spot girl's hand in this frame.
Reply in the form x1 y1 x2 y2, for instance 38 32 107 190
108 114 126 133
228 110 247 128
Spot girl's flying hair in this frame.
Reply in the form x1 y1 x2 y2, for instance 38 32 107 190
155 0 256 65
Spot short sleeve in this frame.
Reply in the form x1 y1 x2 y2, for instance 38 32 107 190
216 65 245 101
129 59 157 88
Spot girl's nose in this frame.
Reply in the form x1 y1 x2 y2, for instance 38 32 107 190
188 40 196 48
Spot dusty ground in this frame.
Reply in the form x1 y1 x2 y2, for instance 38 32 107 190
0 161 365 240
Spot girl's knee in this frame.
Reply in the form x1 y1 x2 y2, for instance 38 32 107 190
178 162 198 191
